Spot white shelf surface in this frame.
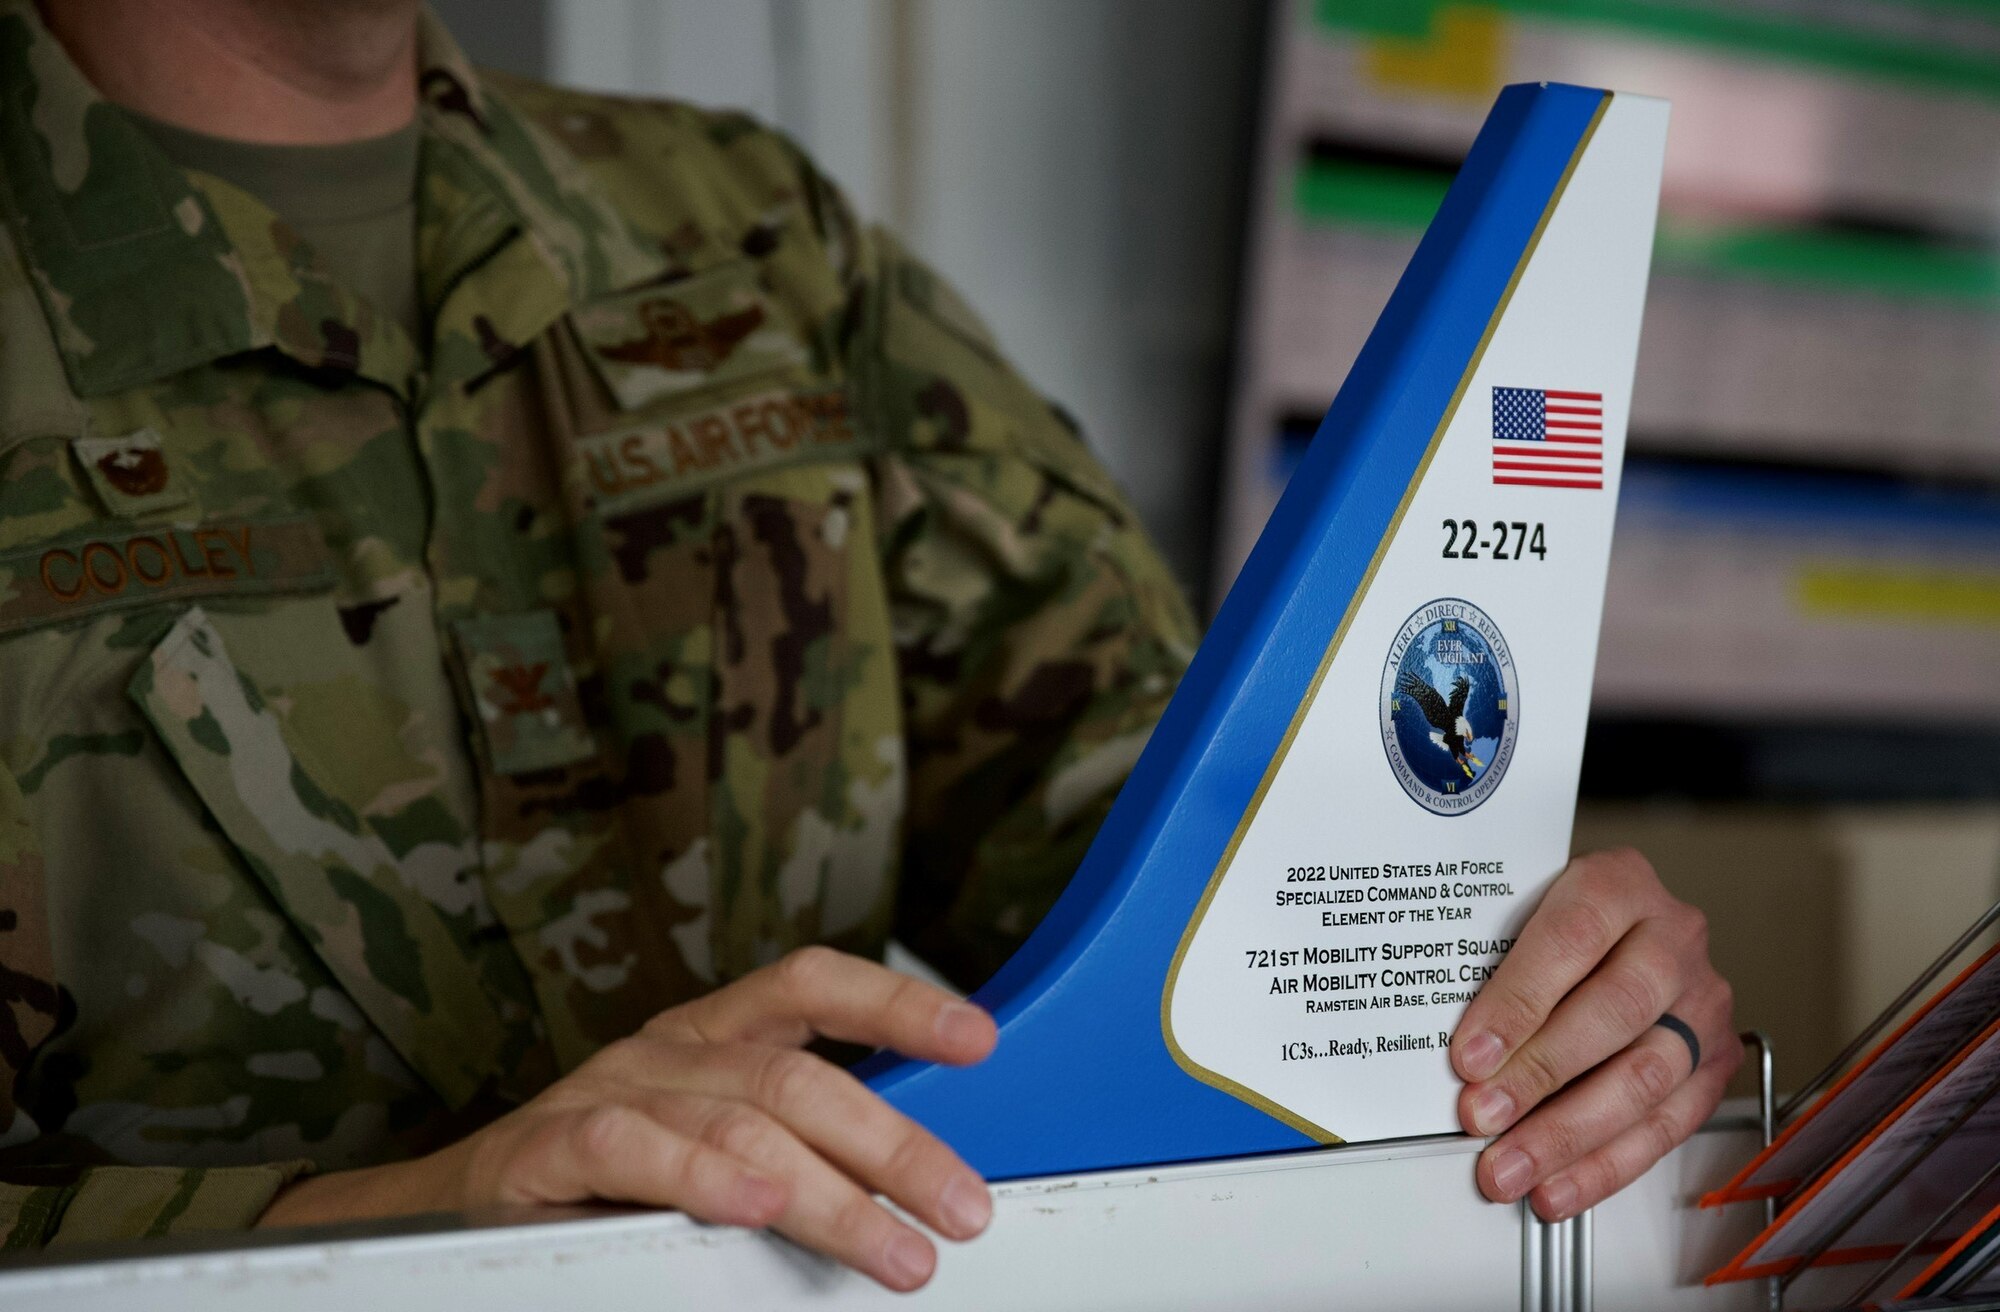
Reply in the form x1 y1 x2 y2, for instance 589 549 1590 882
0 1109 1856 1312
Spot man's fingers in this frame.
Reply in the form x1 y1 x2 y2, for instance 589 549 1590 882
651 947 997 1066
510 1104 788 1228
1525 1041 1739 1222
1474 1025 1691 1205
657 1041 991 1242
1458 914 1705 1136
1472 976 1737 1209
656 1092 944 1293
1452 850 1669 1084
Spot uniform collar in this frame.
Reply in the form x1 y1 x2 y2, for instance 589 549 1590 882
411 11 672 386
0 3 669 399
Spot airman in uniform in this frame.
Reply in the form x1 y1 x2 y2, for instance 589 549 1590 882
0 0 1736 1290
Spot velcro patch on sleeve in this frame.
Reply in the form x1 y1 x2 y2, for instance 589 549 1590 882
0 516 335 636
452 609 597 776
70 428 191 518
572 262 811 411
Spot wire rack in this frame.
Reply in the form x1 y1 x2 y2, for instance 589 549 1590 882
1744 899 2000 1310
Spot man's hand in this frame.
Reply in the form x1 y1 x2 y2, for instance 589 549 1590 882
260 947 999 1292
1451 849 1738 1222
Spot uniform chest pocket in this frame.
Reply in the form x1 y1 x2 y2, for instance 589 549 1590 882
558 263 901 976
572 461 903 981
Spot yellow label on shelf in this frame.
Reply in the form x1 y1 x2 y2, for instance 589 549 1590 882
1363 7 1509 99
1796 563 2000 627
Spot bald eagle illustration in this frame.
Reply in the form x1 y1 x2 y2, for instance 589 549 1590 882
1398 670 1485 779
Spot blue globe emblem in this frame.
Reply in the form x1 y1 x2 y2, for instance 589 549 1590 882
1379 599 1518 815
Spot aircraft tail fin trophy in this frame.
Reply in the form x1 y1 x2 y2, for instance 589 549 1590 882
861 82 1670 1181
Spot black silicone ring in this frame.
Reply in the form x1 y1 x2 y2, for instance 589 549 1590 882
1654 1012 1701 1073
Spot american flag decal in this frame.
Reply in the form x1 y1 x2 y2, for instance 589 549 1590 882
1491 387 1604 489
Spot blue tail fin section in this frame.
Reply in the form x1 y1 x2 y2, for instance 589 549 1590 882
862 82 1646 1180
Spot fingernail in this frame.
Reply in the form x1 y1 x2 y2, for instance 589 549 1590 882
1469 1086 1515 1137
935 1002 992 1052
1490 1148 1534 1200
884 1232 936 1289
1538 1177 1578 1221
1460 1031 1504 1081
739 1173 787 1222
940 1173 992 1238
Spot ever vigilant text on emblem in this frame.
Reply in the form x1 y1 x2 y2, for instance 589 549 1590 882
1379 598 1519 815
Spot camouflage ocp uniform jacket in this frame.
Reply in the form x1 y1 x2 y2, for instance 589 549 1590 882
0 5 1194 1245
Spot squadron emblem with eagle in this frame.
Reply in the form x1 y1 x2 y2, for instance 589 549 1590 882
1398 670 1483 777
1379 598 1519 815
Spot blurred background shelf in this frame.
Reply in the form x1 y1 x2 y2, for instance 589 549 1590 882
1269 152 2000 482
1595 460 2000 725
1222 0 2000 585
